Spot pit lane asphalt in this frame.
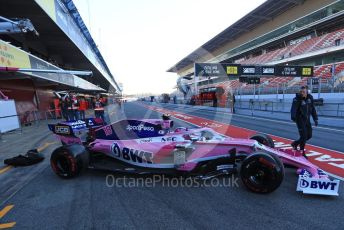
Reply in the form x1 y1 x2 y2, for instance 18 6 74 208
0 102 343 230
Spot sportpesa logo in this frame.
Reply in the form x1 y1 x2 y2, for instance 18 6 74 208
126 124 154 132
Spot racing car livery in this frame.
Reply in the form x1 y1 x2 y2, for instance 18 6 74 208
48 116 340 195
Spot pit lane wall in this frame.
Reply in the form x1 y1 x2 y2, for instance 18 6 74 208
235 93 344 124
169 92 344 127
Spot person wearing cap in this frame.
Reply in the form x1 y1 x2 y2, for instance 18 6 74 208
290 86 318 156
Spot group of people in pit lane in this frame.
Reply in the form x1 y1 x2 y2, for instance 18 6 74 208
60 93 106 122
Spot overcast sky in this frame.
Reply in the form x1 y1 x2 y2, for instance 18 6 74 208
73 0 266 95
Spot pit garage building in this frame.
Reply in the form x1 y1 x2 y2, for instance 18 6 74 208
0 0 120 118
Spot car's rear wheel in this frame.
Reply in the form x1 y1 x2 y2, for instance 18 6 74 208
50 144 89 178
240 152 284 193
250 133 274 148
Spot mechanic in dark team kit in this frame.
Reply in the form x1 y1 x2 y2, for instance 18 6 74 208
290 86 318 155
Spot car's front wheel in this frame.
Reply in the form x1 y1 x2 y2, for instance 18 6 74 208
50 144 89 178
240 152 284 193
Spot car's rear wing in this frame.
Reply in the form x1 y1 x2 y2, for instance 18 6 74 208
94 119 172 140
48 123 75 136
48 118 105 137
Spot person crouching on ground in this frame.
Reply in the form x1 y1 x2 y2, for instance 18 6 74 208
290 86 318 156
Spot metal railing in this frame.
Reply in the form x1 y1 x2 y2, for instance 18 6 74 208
237 81 344 96
17 110 62 126
234 99 344 117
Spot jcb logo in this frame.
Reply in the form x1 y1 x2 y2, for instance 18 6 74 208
55 126 70 134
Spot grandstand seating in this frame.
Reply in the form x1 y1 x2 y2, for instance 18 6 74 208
196 62 344 99
198 27 344 97
202 61 344 96
335 62 344 74
290 36 321 57
316 28 344 50
315 64 332 78
224 27 344 95
236 28 344 65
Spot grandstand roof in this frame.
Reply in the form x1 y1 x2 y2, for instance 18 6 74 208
167 0 305 73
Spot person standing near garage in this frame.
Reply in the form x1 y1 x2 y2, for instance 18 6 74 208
94 95 105 121
78 97 87 120
60 97 69 121
65 95 73 121
70 93 80 120
290 86 318 156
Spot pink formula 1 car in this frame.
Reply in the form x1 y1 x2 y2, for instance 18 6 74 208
48 116 340 195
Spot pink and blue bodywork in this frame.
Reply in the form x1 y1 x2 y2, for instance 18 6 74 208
49 118 340 196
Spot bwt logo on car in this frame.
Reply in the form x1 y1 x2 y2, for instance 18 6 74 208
300 179 338 190
111 143 154 164
126 124 155 132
